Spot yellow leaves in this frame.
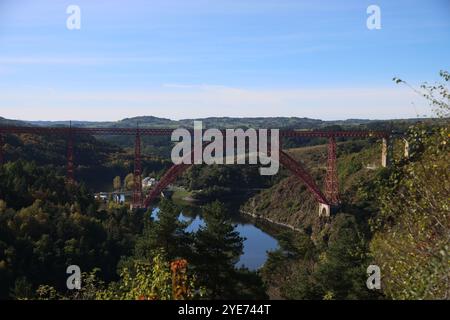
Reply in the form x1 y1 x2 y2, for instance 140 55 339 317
0 199 6 212
370 206 450 299
35 285 59 300
95 253 200 300
323 291 334 300
372 126 449 297
171 259 189 300
318 252 328 264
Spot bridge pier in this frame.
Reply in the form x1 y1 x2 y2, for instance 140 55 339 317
381 137 393 167
319 135 340 217
319 203 330 217
318 203 339 217
403 139 410 158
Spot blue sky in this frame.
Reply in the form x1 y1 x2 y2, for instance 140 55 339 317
0 0 449 121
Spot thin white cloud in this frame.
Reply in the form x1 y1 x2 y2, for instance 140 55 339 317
0 56 184 65
162 83 233 90
0 85 431 121
0 57 99 65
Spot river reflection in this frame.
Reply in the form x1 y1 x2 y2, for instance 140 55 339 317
151 207 279 270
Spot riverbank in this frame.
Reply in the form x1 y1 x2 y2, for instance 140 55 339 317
171 187 199 203
239 209 303 233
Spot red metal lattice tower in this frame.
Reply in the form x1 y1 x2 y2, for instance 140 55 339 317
66 131 75 183
325 136 339 206
132 128 143 209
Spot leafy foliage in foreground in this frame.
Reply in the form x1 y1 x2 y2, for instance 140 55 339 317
35 253 202 300
0 164 265 300
369 72 449 299
261 214 378 300
259 72 449 300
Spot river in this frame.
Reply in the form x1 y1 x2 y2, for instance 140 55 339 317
151 207 279 270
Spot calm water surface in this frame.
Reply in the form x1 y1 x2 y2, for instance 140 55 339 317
152 208 279 270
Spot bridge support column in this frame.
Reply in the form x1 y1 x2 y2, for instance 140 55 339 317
319 203 330 217
132 129 143 209
403 139 410 158
318 203 339 217
325 136 340 206
66 134 75 183
381 137 392 168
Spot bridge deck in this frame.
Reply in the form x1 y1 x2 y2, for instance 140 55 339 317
0 126 390 138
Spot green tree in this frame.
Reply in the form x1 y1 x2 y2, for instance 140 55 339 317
192 201 244 299
370 71 450 299
124 173 134 191
113 176 121 191
33 253 203 300
96 253 196 300
278 215 375 300
313 215 374 300
0 159 144 299
134 199 190 262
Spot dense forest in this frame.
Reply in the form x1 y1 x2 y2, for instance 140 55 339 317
0 72 448 300
245 72 449 299
0 160 267 299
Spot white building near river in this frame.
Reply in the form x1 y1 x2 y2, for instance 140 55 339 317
142 177 157 188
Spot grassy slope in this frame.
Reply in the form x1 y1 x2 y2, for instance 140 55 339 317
241 140 384 237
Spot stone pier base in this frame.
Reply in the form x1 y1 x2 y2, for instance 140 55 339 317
318 203 340 217
381 137 393 168
319 203 331 217
404 139 410 158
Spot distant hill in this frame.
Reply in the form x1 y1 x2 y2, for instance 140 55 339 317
0 115 427 130
14 116 173 129
179 117 324 129
22 116 324 129
1 115 423 130
0 117 29 126
26 116 178 128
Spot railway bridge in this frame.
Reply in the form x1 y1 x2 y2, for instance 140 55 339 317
0 125 402 216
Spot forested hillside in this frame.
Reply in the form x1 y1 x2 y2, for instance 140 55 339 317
0 132 172 192
0 73 447 300
243 125 448 299
0 160 267 299
0 160 142 298
243 72 450 300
